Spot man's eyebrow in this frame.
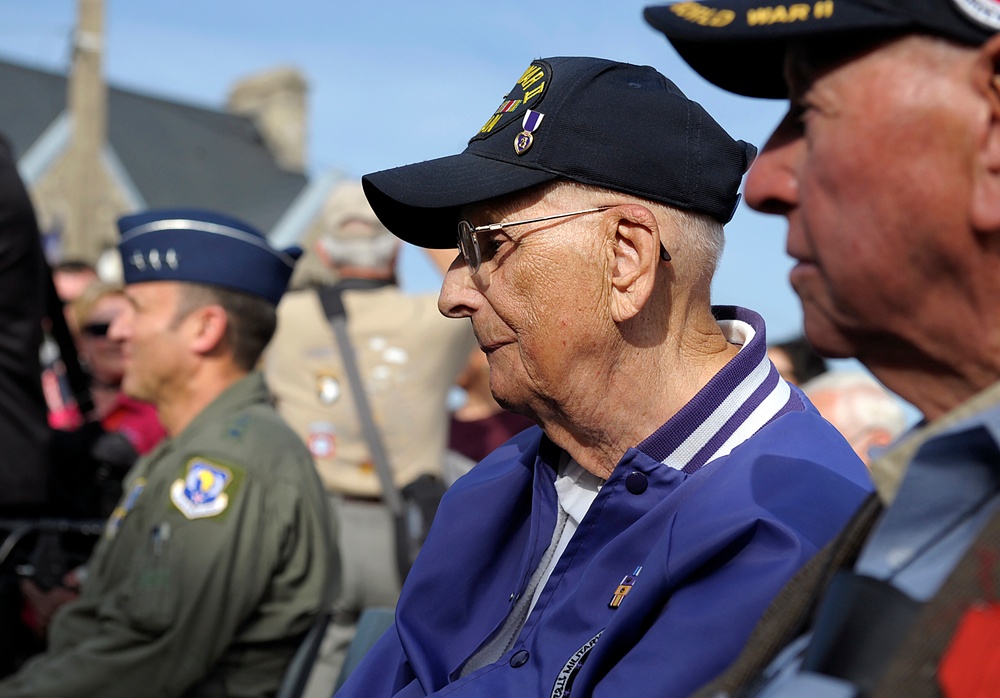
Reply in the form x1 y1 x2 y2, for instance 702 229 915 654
786 30 906 97
784 47 812 97
784 69 807 101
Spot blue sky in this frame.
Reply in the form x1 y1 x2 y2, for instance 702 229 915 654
2 0 807 342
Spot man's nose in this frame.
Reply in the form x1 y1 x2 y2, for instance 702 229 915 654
438 253 480 319
743 111 801 217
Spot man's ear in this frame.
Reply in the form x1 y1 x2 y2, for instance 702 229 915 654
608 204 663 323
971 34 1000 233
188 304 229 356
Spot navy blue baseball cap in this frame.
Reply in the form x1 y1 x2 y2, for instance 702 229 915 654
117 209 302 306
362 56 756 249
644 0 1000 99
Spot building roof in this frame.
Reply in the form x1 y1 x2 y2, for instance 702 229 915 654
0 57 308 233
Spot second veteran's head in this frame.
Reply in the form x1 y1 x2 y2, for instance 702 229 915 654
362 57 754 430
645 0 1000 420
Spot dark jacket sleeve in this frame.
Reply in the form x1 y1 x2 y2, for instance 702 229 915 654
0 133 51 508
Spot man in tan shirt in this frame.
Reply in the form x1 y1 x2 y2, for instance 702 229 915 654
265 182 474 692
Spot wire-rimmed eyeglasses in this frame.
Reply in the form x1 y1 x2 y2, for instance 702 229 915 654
457 205 671 275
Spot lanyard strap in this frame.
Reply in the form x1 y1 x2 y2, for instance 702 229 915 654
316 284 403 517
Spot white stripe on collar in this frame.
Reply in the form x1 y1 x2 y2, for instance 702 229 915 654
661 318 789 470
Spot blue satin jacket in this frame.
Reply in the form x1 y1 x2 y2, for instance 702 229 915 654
338 307 872 698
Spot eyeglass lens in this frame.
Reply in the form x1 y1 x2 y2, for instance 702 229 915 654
457 221 480 273
456 207 671 274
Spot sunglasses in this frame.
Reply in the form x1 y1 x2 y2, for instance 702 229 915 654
81 322 111 338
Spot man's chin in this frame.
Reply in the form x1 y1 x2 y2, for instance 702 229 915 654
490 387 516 412
487 381 524 415
801 315 858 361
119 379 148 404
792 290 861 361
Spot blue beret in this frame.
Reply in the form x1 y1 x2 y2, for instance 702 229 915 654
117 209 302 306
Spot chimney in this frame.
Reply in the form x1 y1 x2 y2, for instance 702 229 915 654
63 0 112 262
227 67 308 173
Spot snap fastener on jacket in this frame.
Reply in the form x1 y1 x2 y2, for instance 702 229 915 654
625 471 648 495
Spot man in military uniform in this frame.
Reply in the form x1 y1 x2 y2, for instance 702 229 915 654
0 209 336 698
265 182 474 692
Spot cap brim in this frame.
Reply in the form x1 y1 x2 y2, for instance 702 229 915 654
643 1 914 98
363 152 558 249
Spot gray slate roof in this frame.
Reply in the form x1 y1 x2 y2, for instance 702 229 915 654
0 57 308 233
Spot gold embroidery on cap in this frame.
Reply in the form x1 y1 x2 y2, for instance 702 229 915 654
669 2 736 27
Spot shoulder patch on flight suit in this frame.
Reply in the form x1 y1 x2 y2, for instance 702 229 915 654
224 414 252 441
170 458 234 520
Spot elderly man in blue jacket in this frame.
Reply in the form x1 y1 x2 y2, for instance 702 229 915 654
338 55 873 698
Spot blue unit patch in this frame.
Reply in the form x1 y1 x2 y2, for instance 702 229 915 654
170 458 233 520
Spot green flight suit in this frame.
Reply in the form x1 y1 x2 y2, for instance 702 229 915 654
0 372 336 698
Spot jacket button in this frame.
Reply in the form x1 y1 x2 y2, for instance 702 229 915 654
510 650 529 668
625 471 648 495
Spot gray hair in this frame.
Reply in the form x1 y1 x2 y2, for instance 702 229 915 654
318 181 399 271
317 228 398 270
666 206 725 279
549 180 725 281
803 371 909 439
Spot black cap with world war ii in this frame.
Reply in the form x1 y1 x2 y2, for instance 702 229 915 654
644 0 1000 98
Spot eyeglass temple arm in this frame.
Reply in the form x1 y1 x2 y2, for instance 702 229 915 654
476 206 611 233
477 210 670 261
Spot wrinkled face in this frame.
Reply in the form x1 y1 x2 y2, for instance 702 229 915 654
743 34 978 360
109 281 192 406
438 192 615 419
80 294 129 385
